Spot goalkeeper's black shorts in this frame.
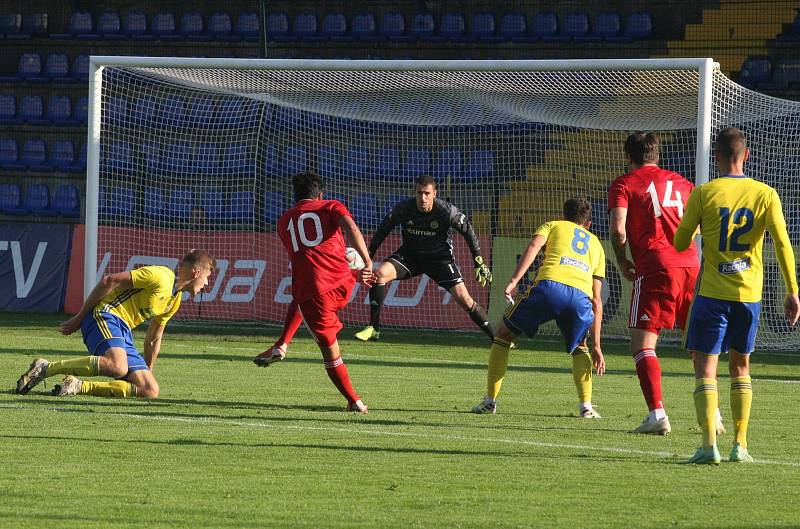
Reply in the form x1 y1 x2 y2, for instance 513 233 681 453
386 248 464 290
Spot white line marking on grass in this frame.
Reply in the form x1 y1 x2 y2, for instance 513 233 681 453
2 402 799 467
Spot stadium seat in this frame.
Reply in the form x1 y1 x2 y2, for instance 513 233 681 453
124 11 152 40
164 141 191 174
107 187 135 219
472 12 504 42
189 97 214 128
143 186 166 221
72 96 88 125
227 191 254 221
209 12 239 41
0 13 21 37
152 12 180 40
625 11 653 39
44 53 71 82
140 142 161 174
294 13 324 42
317 145 340 178
374 147 400 179
440 12 470 42
67 142 87 173
352 13 379 41
218 98 259 128
274 105 304 132
0 95 22 125
380 12 412 42
21 13 48 37
48 139 75 170
0 139 24 170
533 12 566 42
97 11 124 39
563 12 599 42
236 12 260 41
24 183 56 216
410 13 443 42
72 55 89 82
0 183 25 214
104 140 134 174
52 184 80 217
52 11 95 39
402 149 431 177
200 188 224 220
221 141 254 177
19 95 48 125
465 149 495 181
103 96 128 127
500 12 534 42
267 12 292 41
21 139 48 171
384 193 407 216
739 57 772 88
194 143 220 174
264 144 279 175
344 147 369 178
159 95 186 128
181 12 210 41
131 96 157 127
165 187 194 220
322 13 352 42
351 193 379 229
594 11 629 41
758 59 800 90
283 146 308 176
17 52 48 82
434 149 465 182
264 191 287 223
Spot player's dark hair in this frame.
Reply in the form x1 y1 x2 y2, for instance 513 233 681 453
415 174 437 189
292 171 325 201
624 132 660 165
182 249 216 270
714 127 747 160
563 197 592 226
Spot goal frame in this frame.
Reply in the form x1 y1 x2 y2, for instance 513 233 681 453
83 56 717 299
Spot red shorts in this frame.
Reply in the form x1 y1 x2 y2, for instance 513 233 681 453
298 281 353 347
629 267 699 333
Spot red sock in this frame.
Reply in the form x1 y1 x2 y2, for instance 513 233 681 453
324 357 360 404
278 300 303 345
634 348 663 411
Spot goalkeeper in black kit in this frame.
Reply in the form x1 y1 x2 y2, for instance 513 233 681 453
355 175 494 341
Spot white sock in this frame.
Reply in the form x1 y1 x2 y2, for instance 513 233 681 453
650 408 667 420
579 402 592 411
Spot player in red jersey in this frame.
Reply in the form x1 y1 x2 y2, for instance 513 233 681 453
608 132 703 435
272 171 374 412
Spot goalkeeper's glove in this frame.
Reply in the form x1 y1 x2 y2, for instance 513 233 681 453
474 256 492 288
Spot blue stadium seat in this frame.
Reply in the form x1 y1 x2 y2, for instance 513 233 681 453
294 13 324 42
410 13 442 42
181 12 210 41
374 147 400 179
739 57 772 88
107 187 135 219
227 191 254 221
352 193 379 229
322 13 352 42
625 11 653 39
53 184 80 217
46 96 78 126
1 183 25 215
344 147 369 178
200 187 224 220
152 12 180 40
18 53 47 82
132 96 157 127
164 141 191 174
533 12 566 42
159 95 186 128
352 13 380 41
104 140 134 174
471 12 504 42
465 149 495 181
500 12 534 42
194 143 220 174
19 95 49 125
24 183 56 216
563 12 599 42
71 96 88 126
267 12 292 41
165 187 194 220
221 142 254 177
283 146 308 176
440 12 470 42
384 193 407 216
434 149 464 182
72 55 89 82
264 191 287 223
21 138 48 171
0 13 21 37
52 11 95 39
44 53 71 82
0 139 24 170
190 97 215 128
594 11 628 41
67 142 86 173
381 12 412 42
236 12 260 41
103 96 128 127
97 11 124 39
0 95 22 125
209 12 239 41
264 144 279 175
21 13 48 37
48 139 75 170
402 149 431 177
273 105 303 132
218 98 259 128
143 186 165 221
124 11 152 40
317 145 340 178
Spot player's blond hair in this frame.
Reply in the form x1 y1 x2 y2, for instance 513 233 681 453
182 249 216 270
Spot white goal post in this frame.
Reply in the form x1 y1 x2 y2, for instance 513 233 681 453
83 56 800 349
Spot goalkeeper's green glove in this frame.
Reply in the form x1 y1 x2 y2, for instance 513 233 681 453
474 256 492 288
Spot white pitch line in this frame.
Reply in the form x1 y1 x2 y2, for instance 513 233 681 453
1 403 799 467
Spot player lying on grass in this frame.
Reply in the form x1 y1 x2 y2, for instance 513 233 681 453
472 197 605 417
272 171 374 412
15 249 215 399
355 174 494 343
674 127 800 464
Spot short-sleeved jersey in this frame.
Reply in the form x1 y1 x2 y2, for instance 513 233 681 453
675 175 794 302
608 165 699 272
533 220 605 297
95 265 181 330
369 198 481 261
277 199 353 303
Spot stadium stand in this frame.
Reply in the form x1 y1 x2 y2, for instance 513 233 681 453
52 184 80 217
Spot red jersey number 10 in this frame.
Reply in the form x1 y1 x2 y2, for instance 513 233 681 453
646 180 684 218
287 212 324 252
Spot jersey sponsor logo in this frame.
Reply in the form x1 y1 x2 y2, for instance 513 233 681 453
719 257 750 275
559 256 589 272
430 221 439 229
405 227 437 236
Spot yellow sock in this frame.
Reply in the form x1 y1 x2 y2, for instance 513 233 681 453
45 356 100 377
571 350 592 404
694 378 718 448
730 376 753 448
487 338 512 399
80 380 136 398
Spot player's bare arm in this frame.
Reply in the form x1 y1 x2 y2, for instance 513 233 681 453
609 207 636 280
59 271 134 335
143 320 166 371
504 234 546 300
590 276 605 376
337 215 374 283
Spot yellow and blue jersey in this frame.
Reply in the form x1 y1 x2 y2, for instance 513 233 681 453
95 265 182 330
675 175 797 302
533 220 605 297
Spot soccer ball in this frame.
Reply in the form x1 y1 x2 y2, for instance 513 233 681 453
344 247 365 270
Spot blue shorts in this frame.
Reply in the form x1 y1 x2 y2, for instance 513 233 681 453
684 295 761 355
504 280 594 354
80 311 149 375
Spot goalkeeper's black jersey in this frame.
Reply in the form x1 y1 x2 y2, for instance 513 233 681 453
368 198 481 261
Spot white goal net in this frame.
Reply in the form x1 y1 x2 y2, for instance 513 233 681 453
85 58 800 349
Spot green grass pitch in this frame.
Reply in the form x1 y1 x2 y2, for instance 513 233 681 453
1 312 800 529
